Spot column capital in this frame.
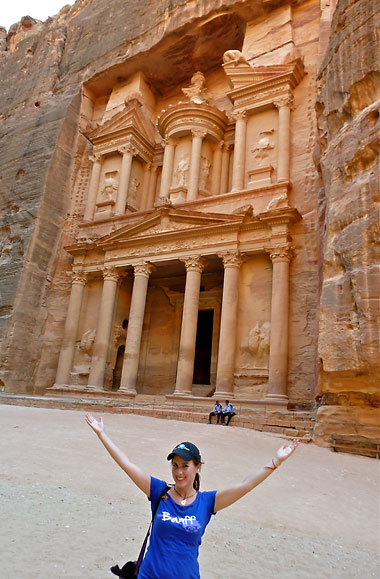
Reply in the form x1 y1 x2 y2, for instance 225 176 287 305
103 265 120 282
273 95 294 109
267 244 295 263
181 255 206 273
119 143 137 156
70 270 87 285
214 140 224 151
218 251 245 268
89 153 101 163
231 108 247 121
191 128 207 140
133 262 156 278
162 136 177 148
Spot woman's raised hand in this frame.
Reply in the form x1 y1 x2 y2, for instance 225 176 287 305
85 413 104 436
276 438 299 464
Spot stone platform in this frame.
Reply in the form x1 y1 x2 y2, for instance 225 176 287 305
0 391 315 440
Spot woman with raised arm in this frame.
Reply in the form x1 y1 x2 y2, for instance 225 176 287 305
85 413 299 579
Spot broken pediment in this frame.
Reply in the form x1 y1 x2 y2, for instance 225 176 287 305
223 55 305 92
86 97 158 150
96 207 241 248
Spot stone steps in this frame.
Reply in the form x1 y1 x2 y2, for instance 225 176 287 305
0 392 315 439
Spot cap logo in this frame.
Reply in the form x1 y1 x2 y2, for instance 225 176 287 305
177 444 190 451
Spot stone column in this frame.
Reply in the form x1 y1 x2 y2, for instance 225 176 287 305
140 162 152 210
220 143 231 195
210 141 223 196
159 137 176 200
54 271 87 386
187 129 207 201
231 109 247 191
266 245 294 401
115 144 135 215
87 266 120 390
145 164 159 209
175 256 206 395
274 97 293 182
214 252 244 397
83 154 102 221
119 262 155 394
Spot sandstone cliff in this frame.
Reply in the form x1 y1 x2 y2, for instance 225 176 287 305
314 0 380 445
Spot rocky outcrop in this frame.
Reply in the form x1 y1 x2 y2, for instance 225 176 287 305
314 0 380 445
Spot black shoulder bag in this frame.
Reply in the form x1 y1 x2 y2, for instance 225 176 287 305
110 484 170 578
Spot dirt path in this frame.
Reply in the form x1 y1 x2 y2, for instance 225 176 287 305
1 405 379 578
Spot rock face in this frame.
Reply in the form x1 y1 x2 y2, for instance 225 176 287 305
0 0 378 448
314 0 380 445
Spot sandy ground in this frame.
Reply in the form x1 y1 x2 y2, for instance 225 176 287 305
0 405 379 579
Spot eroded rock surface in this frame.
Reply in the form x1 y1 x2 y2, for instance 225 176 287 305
314 0 380 445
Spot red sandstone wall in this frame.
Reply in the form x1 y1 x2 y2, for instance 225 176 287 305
314 0 380 444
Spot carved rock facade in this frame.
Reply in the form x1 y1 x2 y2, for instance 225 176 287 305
0 0 378 447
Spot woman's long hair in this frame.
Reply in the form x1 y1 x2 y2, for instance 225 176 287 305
193 460 202 491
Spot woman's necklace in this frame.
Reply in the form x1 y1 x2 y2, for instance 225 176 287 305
173 486 197 505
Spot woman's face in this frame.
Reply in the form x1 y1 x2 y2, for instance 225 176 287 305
171 455 200 490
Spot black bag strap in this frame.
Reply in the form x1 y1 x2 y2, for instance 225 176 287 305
135 484 170 572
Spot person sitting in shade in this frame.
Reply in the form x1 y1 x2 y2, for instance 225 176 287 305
221 400 236 426
208 401 223 424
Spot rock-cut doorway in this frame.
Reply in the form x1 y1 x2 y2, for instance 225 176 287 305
192 309 214 386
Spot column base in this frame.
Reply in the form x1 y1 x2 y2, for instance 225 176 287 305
173 390 193 397
213 391 234 400
84 384 104 392
118 387 137 396
264 393 288 405
48 383 71 391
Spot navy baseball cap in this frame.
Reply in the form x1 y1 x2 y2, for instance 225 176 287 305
167 442 201 462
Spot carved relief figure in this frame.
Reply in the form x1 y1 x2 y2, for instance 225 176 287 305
251 130 275 166
241 322 271 368
266 192 289 210
199 156 211 191
100 172 118 202
182 71 210 104
73 328 96 375
128 177 140 204
173 158 189 187
223 50 250 66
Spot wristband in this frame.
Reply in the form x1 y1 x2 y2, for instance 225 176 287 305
264 458 278 471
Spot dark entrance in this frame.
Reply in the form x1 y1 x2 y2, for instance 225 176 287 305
112 345 125 390
193 309 214 385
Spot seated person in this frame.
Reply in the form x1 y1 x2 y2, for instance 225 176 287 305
208 401 223 424
221 400 236 426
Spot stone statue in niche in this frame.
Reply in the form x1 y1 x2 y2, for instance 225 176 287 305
241 322 271 368
223 50 250 66
266 192 289 210
251 130 275 166
182 71 210 104
72 328 96 376
173 158 189 187
128 177 140 203
100 172 118 202
199 156 211 190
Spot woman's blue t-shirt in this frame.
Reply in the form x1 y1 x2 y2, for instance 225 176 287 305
138 477 217 579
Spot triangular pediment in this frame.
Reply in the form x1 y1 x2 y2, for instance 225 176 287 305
97 207 240 247
87 98 157 146
223 58 305 91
